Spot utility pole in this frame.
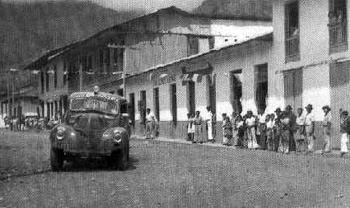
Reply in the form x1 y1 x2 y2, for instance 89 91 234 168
107 44 138 97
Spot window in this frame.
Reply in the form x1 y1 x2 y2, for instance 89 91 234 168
120 102 128 114
54 65 57 88
170 84 177 123
329 0 348 53
187 36 199 56
187 81 196 115
45 68 49 92
113 48 124 72
255 64 268 113
41 69 45 93
153 88 160 121
284 68 303 110
285 1 300 62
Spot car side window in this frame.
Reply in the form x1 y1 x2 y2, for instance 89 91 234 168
120 103 128 114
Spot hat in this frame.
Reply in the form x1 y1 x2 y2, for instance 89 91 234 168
275 108 282 113
285 105 292 110
322 105 331 111
305 104 313 110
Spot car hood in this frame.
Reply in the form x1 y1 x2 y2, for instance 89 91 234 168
70 113 117 133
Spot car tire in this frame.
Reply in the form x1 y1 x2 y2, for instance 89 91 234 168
50 148 64 171
111 146 129 171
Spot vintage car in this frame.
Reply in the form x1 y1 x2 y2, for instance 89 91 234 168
49 87 130 171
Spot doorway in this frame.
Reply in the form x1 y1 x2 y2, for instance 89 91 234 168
229 70 243 113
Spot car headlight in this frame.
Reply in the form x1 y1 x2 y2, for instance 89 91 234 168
56 126 66 140
113 130 122 144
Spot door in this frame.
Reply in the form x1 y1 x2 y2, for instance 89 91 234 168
284 68 303 110
187 81 196 115
230 70 243 113
153 88 160 121
129 93 135 126
207 74 216 114
330 61 350 142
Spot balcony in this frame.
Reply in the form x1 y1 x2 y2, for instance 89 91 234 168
285 35 300 63
329 21 348 54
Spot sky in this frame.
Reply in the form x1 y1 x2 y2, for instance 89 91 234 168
3 0 206 12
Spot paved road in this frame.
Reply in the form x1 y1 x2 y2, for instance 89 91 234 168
1 130 350 207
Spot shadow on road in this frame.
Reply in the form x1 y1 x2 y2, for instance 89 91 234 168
61 156 139 172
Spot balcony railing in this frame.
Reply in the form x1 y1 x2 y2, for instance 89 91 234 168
285 35 300 63
329 21 348 53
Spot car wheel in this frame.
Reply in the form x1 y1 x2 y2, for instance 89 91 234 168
50 148 64 171
111 148 128 171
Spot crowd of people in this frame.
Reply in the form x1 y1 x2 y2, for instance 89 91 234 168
186 104 350 157
3 112 62 131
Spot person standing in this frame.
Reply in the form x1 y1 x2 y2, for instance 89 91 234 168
322 105 332 154
193 111 203 144
245 110 260 149
266 114 274 151
274 108 282 152
257 109 267 150
236 115 245 148
231 112 239 147
222 114 232 146
279 111 291 153
285 105 297 152
305 104 315 153
294 108 306 153
203 106 215 143
145 108 157 140
186 113 194 141
340 110 350 157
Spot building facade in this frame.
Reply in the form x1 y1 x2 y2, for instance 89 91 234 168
272 0 350 148
125 33 272 141
24 6 272 122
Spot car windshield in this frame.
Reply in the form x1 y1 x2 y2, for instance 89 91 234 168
70 98 118 115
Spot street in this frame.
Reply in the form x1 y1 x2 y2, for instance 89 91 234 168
1 130 350 207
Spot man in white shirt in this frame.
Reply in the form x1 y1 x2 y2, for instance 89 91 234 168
203 106 214 143
304 104 315 153
322 105 332 153
294 108 306 152
145 108 158 139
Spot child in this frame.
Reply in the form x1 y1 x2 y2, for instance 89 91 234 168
222 114 233 146
266 114 274 151
187 113 194 141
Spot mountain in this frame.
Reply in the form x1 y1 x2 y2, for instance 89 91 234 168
0 0 144 93
193 0 272 20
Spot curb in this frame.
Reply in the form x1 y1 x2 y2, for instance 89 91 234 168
130 135 350 160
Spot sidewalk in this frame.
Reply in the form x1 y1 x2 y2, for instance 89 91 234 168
131 135 350 159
